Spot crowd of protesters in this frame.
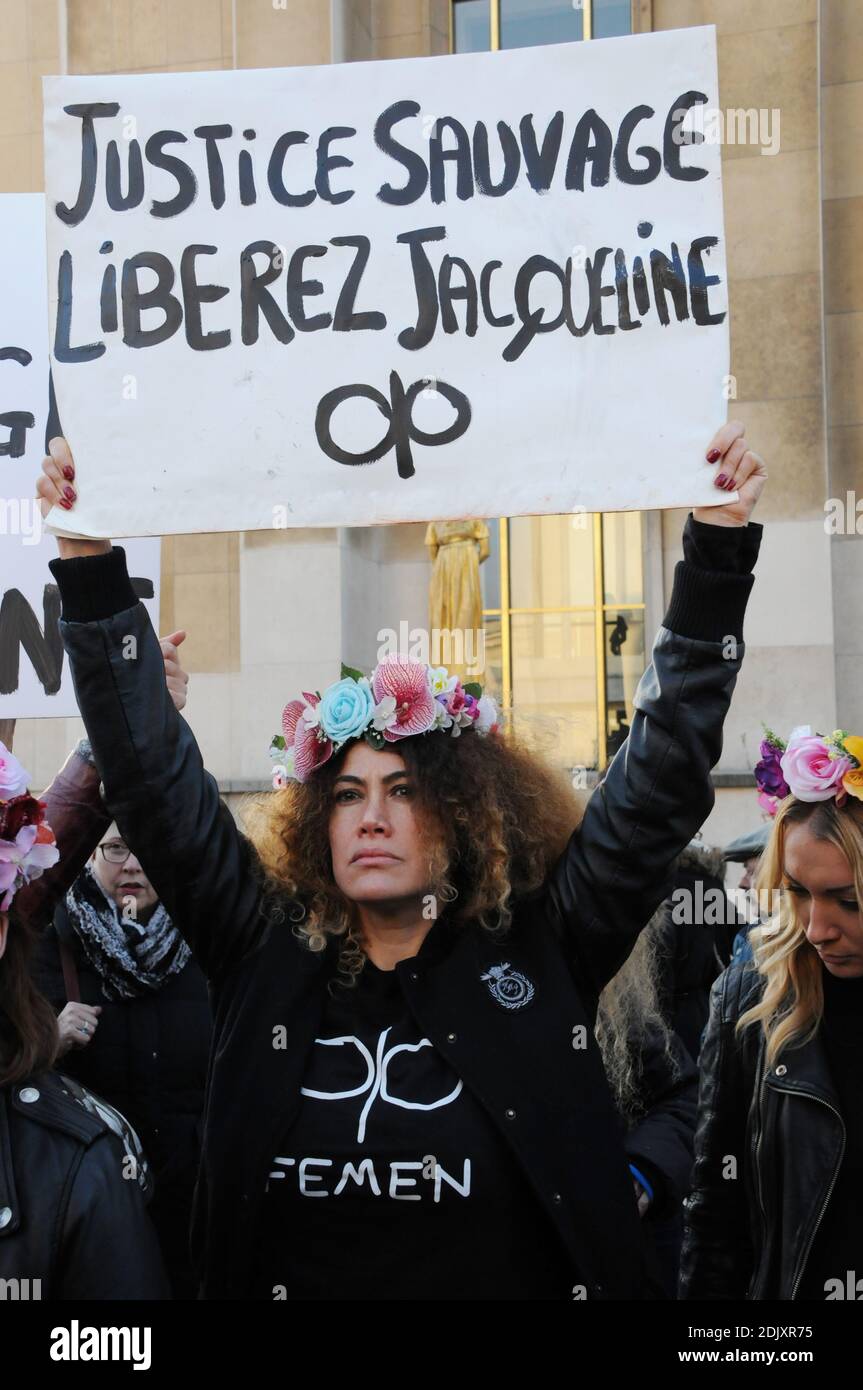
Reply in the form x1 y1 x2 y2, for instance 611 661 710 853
0 423 860 1301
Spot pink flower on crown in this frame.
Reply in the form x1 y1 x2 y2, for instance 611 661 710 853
443 681 467 715
780 727 853 803
371 655 437 742
281 692 333 782
0 821 59 911
0 743 30 802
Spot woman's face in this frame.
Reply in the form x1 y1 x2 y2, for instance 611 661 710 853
783 824 863 977
90 823 159 919
328 742 436 909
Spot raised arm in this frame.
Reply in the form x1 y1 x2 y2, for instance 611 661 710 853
38 439 268 979
14 635 191 931
12 744 109 930
543 424 766 1003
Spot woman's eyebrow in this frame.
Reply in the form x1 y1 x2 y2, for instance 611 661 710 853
333 771 409 785
784 874 856 894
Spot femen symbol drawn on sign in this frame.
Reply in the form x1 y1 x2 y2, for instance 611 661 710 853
314 369 472 480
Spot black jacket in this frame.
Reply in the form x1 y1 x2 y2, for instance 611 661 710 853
679 962 847 1300
49 514 760 1300
0 1071 169 1299
31 902 211 1202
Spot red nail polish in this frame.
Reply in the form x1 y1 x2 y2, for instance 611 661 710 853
62 465 74 481
59 498 72 509
724 478 736 490
706 448 721 463
715 473 727 487
63 485 76 502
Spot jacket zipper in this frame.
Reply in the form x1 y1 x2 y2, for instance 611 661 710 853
749 1051 769 1299
767 1083 845 1300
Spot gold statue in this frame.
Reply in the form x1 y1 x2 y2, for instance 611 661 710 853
424 519 490 684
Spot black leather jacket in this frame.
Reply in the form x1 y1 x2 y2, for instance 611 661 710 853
679 962 846 1300
49 515 761 1299
0 1071 169 1299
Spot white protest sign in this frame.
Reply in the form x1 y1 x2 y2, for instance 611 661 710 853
0 193 160 717
42 27 729 540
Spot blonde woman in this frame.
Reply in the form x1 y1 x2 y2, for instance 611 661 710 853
680 728 863 1300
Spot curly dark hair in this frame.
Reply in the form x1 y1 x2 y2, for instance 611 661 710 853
243 726 584 987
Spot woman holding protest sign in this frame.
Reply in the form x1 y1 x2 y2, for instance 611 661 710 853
38 423 765 1300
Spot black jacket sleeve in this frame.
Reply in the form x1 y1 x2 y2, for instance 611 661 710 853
678 965 757 1299
48 547 267 982
623 1027 698 1220
542 515 762 1002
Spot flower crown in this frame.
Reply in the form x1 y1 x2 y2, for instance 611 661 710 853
754 725 863 816
0 743 59 911
269 655 500 785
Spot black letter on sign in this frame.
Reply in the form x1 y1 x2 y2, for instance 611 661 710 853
106 139 144 210
375 100 428 206
613 106 661 185
268 132 315 207
688 236 726 325
315 371 471 480
0 413 35 458
330 236 386 332
0 586 63 696
240 241 294 346
55 102 120 227
55 252 105 363
664 92 708 181
122 252 183 348
0 347 35 457
146 131 197 218
194 124 233 208
181 245 230 350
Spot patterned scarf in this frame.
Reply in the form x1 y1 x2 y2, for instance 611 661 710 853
64 863 191 1001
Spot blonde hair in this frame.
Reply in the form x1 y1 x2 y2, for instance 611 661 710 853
737 796 863 1069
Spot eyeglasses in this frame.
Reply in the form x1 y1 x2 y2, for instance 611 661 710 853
99 842 132 865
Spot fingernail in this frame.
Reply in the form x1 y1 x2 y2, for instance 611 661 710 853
59 498 72 509
715 473 728 487
63 485 76 503
724 477 736 490
707 448 721 463
62 465 74 481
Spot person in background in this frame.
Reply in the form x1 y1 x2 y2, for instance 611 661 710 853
27 643 211 1301
680 725 863 1299
649 836 746 1065
0 741 168 1299
9 635 205 1298
596 929 698 1296
724 824 771 966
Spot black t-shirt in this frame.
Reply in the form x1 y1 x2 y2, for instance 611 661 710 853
253 956 576 1300
797 970 863 1301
